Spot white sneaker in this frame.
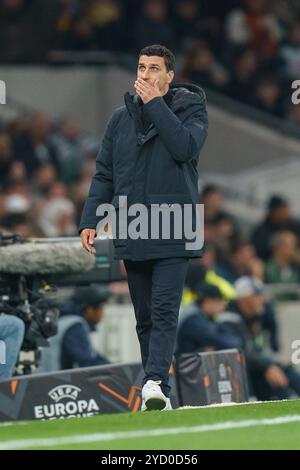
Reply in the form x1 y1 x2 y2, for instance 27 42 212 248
141 380 169 411
141 397 172 412
162 398 173 411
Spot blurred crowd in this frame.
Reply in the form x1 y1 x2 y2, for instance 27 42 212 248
1 0 300 121
176 184 300 401
197 184 300 299
0 111 97 239
1 109 300 403
1 108 299 297
1 0 300 400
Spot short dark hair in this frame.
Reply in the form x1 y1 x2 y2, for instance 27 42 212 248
139 44 175 71
201 184 222 199
196 283 223 305
231 239 253 256
72 287 110 310
267 194 288 212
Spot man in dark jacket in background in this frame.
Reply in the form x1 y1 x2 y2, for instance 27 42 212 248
218 276 300 400
39 286 110 372
252 195 300 261
176 283 241 355
79 44 208 411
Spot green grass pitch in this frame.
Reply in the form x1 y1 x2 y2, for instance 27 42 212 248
0 400 300 450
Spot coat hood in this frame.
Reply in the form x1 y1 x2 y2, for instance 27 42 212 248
170 82 206 111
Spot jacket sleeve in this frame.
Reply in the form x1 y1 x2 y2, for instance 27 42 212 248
78 112 117 233
143 95 208 163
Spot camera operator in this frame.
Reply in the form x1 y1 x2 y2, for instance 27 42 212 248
39 286 111 372
0 314 25 380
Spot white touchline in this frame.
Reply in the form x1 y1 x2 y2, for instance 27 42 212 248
1 415 300 450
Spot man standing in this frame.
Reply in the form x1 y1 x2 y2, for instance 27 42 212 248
79 45 208 411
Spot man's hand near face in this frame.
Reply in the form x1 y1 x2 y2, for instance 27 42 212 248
134 78 163 104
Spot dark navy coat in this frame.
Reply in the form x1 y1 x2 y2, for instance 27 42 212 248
79 83 208 260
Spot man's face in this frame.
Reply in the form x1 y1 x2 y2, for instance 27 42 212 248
233 244 255 269
271 205 291 224
137 55 174 92
30 112 51 141
276 232 297 261
202 298 228 317
84 304 105 325
0 134 12 160
203 190 224 212
238 294 265 318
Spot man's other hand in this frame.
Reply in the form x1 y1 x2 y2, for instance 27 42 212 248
80 228 96 254
265 365 289 388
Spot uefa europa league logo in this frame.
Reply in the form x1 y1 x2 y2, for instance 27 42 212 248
0 80 6 105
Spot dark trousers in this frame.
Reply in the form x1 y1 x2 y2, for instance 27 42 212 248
124 257 189 397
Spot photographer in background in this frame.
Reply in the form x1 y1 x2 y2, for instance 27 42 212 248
39 286 111 372
0 314 25 380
